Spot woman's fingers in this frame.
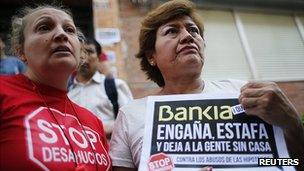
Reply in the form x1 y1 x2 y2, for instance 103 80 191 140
238 81 301 129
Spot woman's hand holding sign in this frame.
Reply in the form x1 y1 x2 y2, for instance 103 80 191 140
239 81 299 129
239 81 304 170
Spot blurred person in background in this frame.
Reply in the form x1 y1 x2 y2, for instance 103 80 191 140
98 46 113 77
68 37 133 140
0 5 112 171
0 33 26 75
109 0 304 171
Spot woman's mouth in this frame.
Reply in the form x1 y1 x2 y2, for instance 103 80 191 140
52 45 72 56
178 45 198 55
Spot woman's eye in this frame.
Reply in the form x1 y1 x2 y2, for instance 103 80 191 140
189 27 199 34
65 27 76 34
165 28 178 35
37 25 50 32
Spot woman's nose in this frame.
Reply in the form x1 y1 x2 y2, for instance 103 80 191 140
179 29 194 44
54 26 68 42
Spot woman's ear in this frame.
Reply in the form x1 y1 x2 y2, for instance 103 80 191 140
19 48 27 64
20 54 27 63
14 45 27 63
147 51 156 66
148 59 156 66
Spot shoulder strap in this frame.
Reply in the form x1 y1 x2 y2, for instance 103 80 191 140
104 76 119 118
67 74 76 91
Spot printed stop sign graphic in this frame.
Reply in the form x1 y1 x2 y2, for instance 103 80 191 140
24 107 110 171
148 153 174 171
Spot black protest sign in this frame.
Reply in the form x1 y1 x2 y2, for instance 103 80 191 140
149 98 280 169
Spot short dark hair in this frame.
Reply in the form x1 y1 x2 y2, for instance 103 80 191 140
136 0 204 87
85 38 102 57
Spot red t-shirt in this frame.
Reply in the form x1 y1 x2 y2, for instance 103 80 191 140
0 74 112 171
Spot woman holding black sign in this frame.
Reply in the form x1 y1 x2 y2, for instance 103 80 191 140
109 0 304 170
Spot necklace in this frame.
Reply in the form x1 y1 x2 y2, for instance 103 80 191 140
30 80 99 171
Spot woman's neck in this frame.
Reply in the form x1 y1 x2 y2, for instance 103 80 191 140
159 78 204 95
25 70 68 91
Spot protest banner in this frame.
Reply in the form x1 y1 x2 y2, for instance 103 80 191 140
139 93 295 171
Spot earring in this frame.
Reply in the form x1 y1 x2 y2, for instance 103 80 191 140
150 61 155 66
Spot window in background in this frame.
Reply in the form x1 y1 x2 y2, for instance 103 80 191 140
240 12 304 81
200 10 252 80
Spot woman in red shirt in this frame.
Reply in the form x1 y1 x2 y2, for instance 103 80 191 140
0 5 112 171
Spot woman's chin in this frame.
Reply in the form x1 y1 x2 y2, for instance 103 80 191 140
181 56 203 67
50 59 78 73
